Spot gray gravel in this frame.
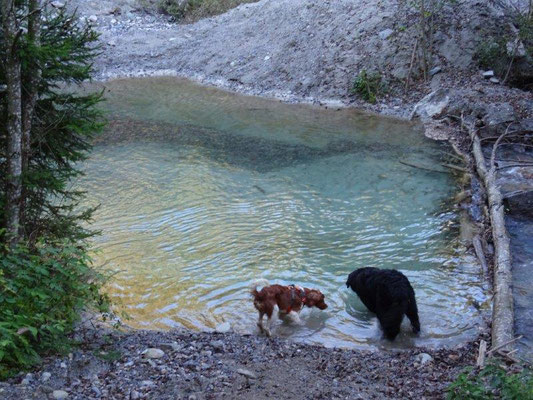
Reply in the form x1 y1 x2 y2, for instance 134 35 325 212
0 329 480 399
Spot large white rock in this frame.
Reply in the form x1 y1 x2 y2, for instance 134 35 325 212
142 348 165 359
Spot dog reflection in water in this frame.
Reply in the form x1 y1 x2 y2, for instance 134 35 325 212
251 280 328 337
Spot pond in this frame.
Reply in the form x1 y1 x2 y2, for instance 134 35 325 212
79 77 486 349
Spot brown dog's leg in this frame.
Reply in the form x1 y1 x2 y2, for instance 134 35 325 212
257 312 265 333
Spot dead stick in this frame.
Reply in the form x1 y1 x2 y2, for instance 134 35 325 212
477 340 487 368
399 160 447 174
487 335 523 355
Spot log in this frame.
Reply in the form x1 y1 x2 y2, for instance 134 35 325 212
467 120 515 351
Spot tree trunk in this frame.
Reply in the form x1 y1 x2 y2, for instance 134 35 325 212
2 0 23 246
20 0 42 236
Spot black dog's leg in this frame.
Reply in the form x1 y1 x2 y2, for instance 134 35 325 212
406 291 420 333
377 302 405 341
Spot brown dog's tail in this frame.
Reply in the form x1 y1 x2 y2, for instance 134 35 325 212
250 278 270 298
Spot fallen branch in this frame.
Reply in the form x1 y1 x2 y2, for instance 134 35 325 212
465 117 515 351
477 340 488 368
487 335 523 355
473 235 489 279
399 160 447 173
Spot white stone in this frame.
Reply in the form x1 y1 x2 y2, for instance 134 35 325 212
237 368 257 379
264 55 271 61
415 353 433 365
41 372 52 382
60 362 67 368
88 15 98 23
215 322 231 333
142 348 165 359
378 28 394 40
490 77 500 84
482 70 494 78
51 1 65 8
111 18 117 24
52 390 69 399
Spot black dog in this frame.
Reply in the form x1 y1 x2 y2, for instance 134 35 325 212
346 267 420 340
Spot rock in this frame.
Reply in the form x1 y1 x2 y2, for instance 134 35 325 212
482 103 516 135
141 380 155 387
507 39 526 57
60 362 67 368
130 390 140 400
490 77 500 84
159 342 181 352
21 373 33 385
264 55 271 61
429 66 442 76
215 322 231 333
92 386 102 397
415 353 433 365
52 390 69 399
0 84 7 92
410 88 450 123
210 340 224 352
111 19 117 24
142 348 165 359
378 28 394 40
88 15 98 23
108 41 116 47
505 191 533 218
482 70 495 78
41 372 51 382
50 1 65 8
40 385 54 394
237 368 257 379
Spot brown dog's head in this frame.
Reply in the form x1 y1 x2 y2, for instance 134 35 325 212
305 289 328 310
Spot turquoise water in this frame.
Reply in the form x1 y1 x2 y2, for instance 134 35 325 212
79 77 486 349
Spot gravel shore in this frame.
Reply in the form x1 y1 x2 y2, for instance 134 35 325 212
1 328 481 399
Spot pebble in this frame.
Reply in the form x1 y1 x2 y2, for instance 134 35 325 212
141 380 155 387
92 386 102 397
490 77 500 84
429 66 442 76
378 28 394 40
41 372 51 382
142 348 165 359
210 340 224 352
237 368 257 379
51 1 65 8
215 322 231 333
482 70 494 78
415 353 433 365
60 362 67 369
88 15 98 23
130 390 140 400
264 55 271 61
52 390 69 399
40 385 53 394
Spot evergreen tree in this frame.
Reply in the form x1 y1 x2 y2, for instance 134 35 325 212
0 3 109 376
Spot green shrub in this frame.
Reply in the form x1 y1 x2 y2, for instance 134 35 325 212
351 69 385 104
0 239 110 379
476 38 510 77
447 362 533 400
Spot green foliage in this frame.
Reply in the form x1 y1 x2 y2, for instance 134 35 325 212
0 239 110 379
0 6 109 377
351 70 385 104
476 38 509 77
447 362 533 400
140 0 258 22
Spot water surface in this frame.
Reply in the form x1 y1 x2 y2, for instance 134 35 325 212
80 77 486 348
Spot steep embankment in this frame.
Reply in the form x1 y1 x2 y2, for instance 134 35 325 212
69 0 510 117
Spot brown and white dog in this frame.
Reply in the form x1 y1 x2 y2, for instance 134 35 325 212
250 281 328 337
